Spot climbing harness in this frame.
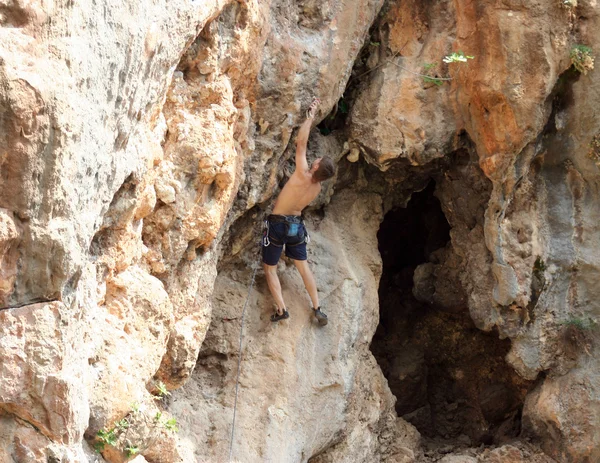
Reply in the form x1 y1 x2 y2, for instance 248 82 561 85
228 222 262 463
262 215 310 246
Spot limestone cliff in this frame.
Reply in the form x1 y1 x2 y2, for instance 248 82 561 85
0 0 599 462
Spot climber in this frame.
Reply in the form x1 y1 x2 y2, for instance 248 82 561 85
262 98 336 326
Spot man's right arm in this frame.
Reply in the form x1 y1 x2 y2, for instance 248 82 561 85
295 117 312 172
295 98 320 173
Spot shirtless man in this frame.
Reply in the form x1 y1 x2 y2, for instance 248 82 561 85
262 98 336 325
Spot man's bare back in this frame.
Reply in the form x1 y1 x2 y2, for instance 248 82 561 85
272 169 321 216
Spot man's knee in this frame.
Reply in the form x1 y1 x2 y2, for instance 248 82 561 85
293 259 311 274
263 263 278 275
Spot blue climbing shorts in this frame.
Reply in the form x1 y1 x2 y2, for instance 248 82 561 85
262 214 309 265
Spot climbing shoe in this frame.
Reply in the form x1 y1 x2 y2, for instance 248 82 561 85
313 307 328 326
270 308 289 322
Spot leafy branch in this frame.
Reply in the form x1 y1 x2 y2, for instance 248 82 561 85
153 381 171 400
443 51 475 63
390 51 475 86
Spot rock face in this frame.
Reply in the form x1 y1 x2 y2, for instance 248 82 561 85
170 191 420 462
0 0 599 462
0 302 89 446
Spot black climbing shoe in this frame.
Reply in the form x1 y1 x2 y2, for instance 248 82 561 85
313 307 328 326
270 309 289 322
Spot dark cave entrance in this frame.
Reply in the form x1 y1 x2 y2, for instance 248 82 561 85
370 182 531 446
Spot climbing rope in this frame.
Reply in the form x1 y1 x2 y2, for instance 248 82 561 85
227 225 263 462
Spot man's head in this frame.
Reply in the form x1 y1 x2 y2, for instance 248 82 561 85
310 156 336 182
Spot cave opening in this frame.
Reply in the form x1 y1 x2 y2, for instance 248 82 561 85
370 181 532 446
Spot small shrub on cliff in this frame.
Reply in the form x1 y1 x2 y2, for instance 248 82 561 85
418 52 474 87
125 444 140 457
533 257 546 275
115 418 130 431
153 411 179 432
570 45 594 74
443 51 474 64
95 428 118 451
588 134 600 167
94 416 135 454
422 63 444 87
153 380 171 399
164 417 179 433
563 317 596 331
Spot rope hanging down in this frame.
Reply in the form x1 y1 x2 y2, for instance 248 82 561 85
228 233 262 462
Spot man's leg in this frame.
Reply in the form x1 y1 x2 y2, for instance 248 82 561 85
293 259 327 325
263 263 286 315
292 259 319 309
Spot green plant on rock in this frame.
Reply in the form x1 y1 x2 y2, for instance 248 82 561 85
154 381 171 399
422 63 444 87
533 256 547 275
570 45 594 74
443 51 474 64
164 417 179 433
153 411 180 433
115 418 130 431
94 416 136 453
417 52 474 87
125 444 140 457
95 428 118 452
588 134 600 167
562 317 597 330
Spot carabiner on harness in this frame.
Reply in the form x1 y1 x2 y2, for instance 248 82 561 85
263 219 271 246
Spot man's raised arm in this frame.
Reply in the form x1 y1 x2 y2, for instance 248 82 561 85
295 98 320 172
